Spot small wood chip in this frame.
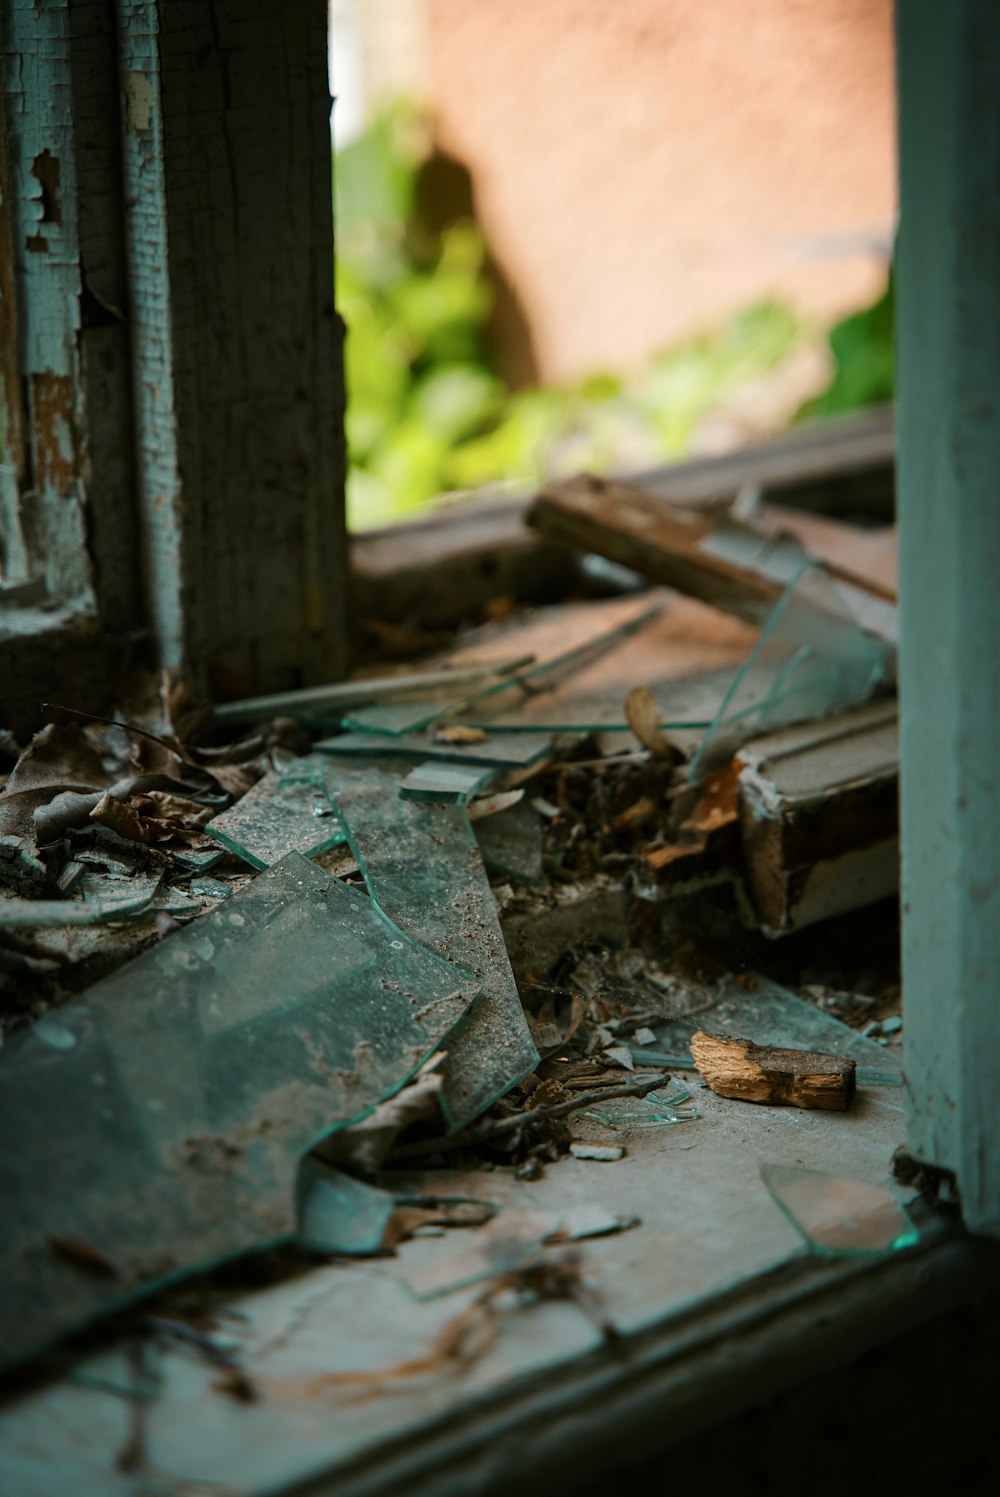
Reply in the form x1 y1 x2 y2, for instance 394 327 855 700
432 724 488 745
570 1142 625 1162
690 1030 856 1111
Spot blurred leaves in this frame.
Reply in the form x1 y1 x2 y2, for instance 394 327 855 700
337 102 890 531
798 271 894 422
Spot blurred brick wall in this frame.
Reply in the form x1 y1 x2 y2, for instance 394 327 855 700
425 0 895 383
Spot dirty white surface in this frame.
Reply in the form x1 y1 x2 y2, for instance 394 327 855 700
0 1081 911 1496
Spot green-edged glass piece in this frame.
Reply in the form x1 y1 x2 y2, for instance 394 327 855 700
760 1165 919 1257
316 729 553 768
0 854 477 1371
690 559 887 779
581 1081 698 1130
205 757 346 869
322 759 539 1132
399 762 499 805
296 1161 396 1256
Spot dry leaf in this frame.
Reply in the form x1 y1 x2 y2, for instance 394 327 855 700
623 686 670 757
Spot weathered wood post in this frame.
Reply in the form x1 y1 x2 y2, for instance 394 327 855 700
897 1 1000 1233
1 0 347 708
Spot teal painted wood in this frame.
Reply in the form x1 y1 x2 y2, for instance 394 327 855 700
897 2 1000 1233
114 0 348 693
1 0 93 606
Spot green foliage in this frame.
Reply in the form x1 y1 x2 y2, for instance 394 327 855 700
336 104 826 530
799 271 895 421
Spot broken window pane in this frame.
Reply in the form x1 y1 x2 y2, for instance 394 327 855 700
0 853 478 1369
760 1165 919 1256
205 757 346 869
322 759 539 1132
690 560 888 778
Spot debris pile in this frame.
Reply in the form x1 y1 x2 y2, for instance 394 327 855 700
0 464 908 1378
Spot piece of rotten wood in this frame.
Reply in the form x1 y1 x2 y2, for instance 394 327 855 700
736 699 899 936
690 1030 856 1110
528 474 783 627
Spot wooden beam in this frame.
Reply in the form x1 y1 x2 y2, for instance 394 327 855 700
897 2 1000 1233
116 0 347 696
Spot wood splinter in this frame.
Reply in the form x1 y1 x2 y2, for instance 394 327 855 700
690 1030 856 1111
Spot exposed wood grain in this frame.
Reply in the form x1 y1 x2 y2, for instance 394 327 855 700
117 0 347 695
528 473 783 627
690 1030 856 1110
736 700 899 935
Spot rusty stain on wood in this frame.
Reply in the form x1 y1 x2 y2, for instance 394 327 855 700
31 372 76 495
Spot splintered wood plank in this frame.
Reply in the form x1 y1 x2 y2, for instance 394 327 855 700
528 473 783 626
691 1030 856 1110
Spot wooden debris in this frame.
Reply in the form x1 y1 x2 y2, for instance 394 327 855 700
690 1030 856 1110
528 467 897 637
624 686 672 757
528 474 782 627
737 700 899 935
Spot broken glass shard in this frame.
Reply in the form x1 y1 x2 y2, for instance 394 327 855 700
296 1161 397 1256
213 662 526 730
406 1208 555 1299
629 973 902 1087
322 759 539 1132
399 762 499 805
316 729 552 769
205 757 346 869
690 559 888 778
343 596 665 737
0 868 162 927
581 1080 698 1130
760 1166 919 1257
0 853 478 1371
473 800 545 885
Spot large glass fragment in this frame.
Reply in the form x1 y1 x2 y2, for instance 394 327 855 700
0 854 478 1371
473 800 545 885
322 760 539 1131
316 729 553 769
760 1166 919 1257
205 757 345 868
399 763 499 805
690 560 888 778
629 974 901 1086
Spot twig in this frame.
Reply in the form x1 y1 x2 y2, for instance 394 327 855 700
390 1071 671 1160
481 1071 670 1137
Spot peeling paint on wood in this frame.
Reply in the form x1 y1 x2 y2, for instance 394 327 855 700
1 0 92 604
